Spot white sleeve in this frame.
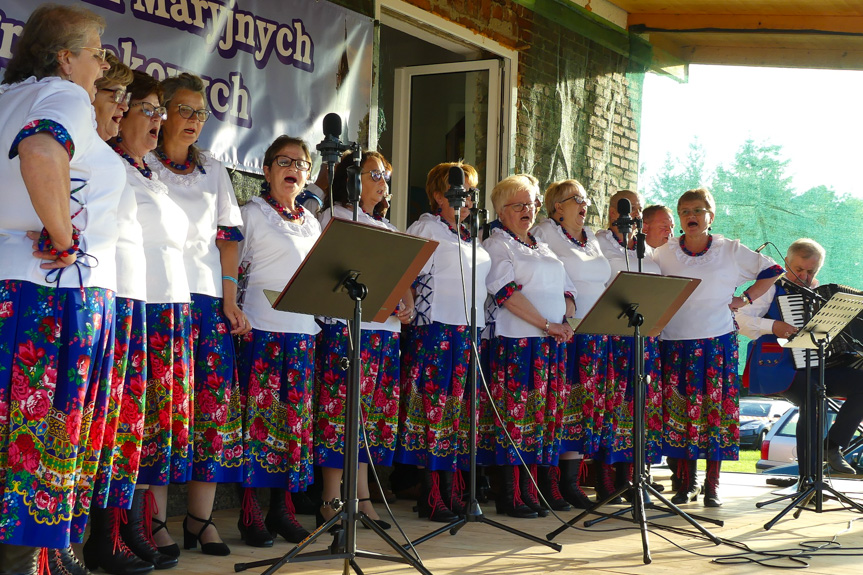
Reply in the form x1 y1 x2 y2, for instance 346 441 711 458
214 159 243 227
484 236 516 296
735 284 777 339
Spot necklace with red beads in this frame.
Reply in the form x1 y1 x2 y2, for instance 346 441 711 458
155 147 206 174
502 225 537 250
558 222 587 247
112 144 152 179
679 234 712 257
438 211 471 242
263 193 304 221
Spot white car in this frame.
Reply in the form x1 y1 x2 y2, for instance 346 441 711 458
756 403 845 473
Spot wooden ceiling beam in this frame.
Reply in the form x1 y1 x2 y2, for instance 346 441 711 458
678 44 863 70
628 13 863 35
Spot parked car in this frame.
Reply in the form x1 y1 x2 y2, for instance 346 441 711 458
756 401 862 474
739 397 794 450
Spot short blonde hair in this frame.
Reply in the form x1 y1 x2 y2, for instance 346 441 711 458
491 174 538 214
677 187 716 214
787 238 826 273
425 162 478 212
545 179 586 220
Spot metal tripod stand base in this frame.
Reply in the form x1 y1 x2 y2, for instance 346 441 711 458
547 479 723 564
757 477 863 530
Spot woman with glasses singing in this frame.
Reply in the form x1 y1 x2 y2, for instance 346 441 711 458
395 162 492 521
480 174 576 518
0 5 121 571
652 188 782 507
531 179 615 510
145 72 247 556
314 150 414 530
235 136 320 547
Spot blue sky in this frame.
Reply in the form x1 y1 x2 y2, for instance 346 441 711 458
638 64 863 198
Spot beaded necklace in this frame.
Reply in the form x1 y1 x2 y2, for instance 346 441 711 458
112 144 152 179
438 211 472 242
679 234 713 257
263 193 304 221
609 229 635 250
558 222 587 247
155 147 206 174
502 225 537 250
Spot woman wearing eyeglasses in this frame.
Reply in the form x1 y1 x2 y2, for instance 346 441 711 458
480 174 576 518
0 5 124 571
144 72 248 556
394 162 491 521
314 150 414 529
234 136 318 547
531 179 615 510
652 188 782 507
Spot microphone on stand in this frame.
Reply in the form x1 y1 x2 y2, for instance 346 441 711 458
755 242 769 253
316 113 347 165
614 198 634 238
445 166 468 209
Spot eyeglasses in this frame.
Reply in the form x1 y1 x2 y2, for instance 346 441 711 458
100 87 131 105
81 46 108 62
176 104 211 123
678 207 711 217
504 201 537 213
129 101 167 120
362 169 391 183
274 156 311 171
560 195 592 207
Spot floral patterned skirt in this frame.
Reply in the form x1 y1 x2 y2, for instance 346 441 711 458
0 280 114 548
137 303 193 486
190 294 243 483
661 332 740 462
479 335 566 466
236 329 314 490
559 333 608 456
395 322 472 471
597 335 662 464
92 297 147 511
314 324 400 468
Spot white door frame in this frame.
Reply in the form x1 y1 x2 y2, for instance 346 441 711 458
391 60 501 230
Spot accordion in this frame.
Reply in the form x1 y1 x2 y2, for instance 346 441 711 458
776 281 863 369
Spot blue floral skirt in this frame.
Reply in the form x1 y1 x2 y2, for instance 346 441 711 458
137 303 193 486
661 333 740 461
189 293 243 483
559 334 609 456
395 322 472 471
314 324 400 468
236 329 314 491
0 280 114 548
479 335 566 466
92 297 147 510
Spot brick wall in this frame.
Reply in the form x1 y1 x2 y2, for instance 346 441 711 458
397 0 644 228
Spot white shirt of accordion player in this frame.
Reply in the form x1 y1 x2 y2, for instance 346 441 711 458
734 283 779 340
652 234 778 341
239 196 321 335
483 226 578 339
147 151 243 298
532 219 611 319
407 212 491 328
318 204 402 333
595 228 662 281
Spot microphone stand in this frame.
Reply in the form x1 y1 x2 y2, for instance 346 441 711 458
404 190 562 552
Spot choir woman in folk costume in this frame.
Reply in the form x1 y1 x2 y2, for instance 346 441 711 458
652 187 783 506
481 174 576 518
532 179 612 510
0 5 118 571
594 189 664 503
315 150 415 529
82 57 173 575
146 72 246 556
235 136 319 545
395 162 492 522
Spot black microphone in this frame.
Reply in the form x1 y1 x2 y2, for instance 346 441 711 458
316 113 349 166
444 166 468 209
614 198 633 238
755 242 769 253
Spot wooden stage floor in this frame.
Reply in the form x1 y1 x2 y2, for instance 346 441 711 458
129 472 863 575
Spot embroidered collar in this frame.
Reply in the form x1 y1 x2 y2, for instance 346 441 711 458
112 144 151 179
263 193 304 221
679 234 713 257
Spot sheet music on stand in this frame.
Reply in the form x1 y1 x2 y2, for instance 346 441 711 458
781 292 863 354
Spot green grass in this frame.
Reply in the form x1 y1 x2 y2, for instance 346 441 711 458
696 448 761 473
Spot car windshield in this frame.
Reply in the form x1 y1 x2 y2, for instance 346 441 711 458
741 402 772 417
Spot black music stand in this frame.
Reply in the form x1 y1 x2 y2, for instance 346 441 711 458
756 291 863 529
234 217 437 575
546 272 725 565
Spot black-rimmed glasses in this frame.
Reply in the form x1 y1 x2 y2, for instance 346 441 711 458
362 169 391 183
274 156 311 171
560 195 592 207
504 201 537 213
129 102 167 120
176 104 211 123
100 87 131 105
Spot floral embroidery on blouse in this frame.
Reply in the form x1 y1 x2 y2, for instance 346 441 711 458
494 281 522 307
216 225 244 242
9 119 74 160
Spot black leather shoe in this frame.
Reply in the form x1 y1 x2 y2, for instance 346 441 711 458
0 544 40 575
47 546 91 575
827 447 859 476
237 488 274 548
183 513 230 556
265 489 311 543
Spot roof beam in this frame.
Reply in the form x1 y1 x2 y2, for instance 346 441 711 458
628 14 863 36
680 44 863 70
